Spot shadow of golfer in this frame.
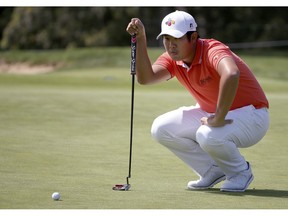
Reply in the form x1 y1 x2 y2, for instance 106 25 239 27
204 188 288 198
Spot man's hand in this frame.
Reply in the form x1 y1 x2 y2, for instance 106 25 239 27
126 18 145 38
201 115 233 127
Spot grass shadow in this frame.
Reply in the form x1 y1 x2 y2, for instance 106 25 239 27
204 188 288 198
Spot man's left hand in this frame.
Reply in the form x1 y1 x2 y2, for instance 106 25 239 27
201 115 233 127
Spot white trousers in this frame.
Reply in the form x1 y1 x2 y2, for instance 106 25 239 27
151 104 269 179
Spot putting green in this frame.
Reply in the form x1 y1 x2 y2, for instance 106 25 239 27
0 49 287 210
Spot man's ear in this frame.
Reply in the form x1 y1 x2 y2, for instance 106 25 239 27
191 32 198 40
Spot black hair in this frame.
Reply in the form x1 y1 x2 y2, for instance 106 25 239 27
186 31 200 41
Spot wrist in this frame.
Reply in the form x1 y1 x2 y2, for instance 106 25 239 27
213 112 226 122
136 32 146 41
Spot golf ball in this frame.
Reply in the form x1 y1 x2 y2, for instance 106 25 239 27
52 192 61 201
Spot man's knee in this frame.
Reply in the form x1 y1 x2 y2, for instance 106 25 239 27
151 117 168 143
196 125 220 151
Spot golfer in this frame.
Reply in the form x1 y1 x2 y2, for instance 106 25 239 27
126 10 269 192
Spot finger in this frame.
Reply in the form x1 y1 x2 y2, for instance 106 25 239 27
225 119 233 124
126 24 138 35
132 25 138 31
200 117 208 125
132 18 140 25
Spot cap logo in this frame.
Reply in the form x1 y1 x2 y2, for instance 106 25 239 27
165 18 175 26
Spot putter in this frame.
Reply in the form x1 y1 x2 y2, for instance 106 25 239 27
112 34 136 191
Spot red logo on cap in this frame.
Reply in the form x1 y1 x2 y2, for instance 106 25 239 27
165 18 175 26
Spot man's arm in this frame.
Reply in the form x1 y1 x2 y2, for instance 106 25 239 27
126 18 171 85
201 57 239 127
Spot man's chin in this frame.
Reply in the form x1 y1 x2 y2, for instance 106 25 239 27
169 54 180 61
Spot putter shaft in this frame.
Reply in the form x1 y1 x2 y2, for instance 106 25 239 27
126 34 137 186
113 34 136 192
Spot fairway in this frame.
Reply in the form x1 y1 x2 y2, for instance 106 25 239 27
0 48 288 211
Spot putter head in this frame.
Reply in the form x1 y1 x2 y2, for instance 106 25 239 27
112 184 131 191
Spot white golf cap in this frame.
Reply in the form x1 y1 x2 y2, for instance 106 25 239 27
156 10 197 40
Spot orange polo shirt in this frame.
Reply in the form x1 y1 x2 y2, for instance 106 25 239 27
154 38 269 113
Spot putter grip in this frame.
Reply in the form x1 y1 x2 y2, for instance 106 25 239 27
130 34 137 75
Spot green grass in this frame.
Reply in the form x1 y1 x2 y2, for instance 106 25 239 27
0 47 164 70
0 48 288 210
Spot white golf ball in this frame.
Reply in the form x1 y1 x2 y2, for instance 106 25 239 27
52 192 61 201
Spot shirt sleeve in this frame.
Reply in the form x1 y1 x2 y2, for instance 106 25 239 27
153 52 175 78
206 41 234 70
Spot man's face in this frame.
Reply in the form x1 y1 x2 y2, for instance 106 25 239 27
162 34 196 64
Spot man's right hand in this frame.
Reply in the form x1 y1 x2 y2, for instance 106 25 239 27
126 18 146 39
